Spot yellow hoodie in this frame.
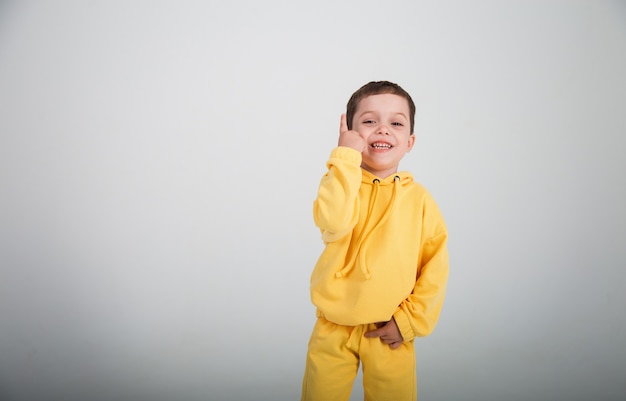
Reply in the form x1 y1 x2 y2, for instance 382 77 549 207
310 147 449 342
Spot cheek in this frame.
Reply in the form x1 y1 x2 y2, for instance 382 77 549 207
357 127 373 138
400 134 414 148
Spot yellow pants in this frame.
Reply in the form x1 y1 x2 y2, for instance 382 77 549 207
301 317 417 401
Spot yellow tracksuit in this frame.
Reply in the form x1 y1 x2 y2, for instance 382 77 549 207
301 147 449 401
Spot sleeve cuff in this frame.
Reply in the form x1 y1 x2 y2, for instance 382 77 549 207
393 309 415 342
330 146 362 165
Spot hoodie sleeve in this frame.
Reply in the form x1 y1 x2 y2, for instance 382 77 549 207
393 196 449 341
313 147 362 243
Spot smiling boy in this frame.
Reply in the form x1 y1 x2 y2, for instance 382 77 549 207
301 81 449 401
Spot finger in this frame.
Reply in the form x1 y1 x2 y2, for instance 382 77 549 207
364 328 382 338
340 114 348 134
381 335 400 344
390 341 402 349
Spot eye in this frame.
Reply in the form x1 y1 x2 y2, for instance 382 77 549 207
363 120 375 124
391 122 404 127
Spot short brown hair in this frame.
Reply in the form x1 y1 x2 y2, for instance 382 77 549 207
346 81 416 133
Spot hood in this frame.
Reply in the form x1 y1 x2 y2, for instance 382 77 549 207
361 169 414 187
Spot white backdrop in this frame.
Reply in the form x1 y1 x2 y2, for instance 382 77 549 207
1 1 625 400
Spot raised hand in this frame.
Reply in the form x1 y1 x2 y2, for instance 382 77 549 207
338 114 367 152
364 318 404 349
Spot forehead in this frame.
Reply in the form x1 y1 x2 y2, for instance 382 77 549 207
356 93 410 115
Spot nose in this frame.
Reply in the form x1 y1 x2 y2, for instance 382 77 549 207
376 124 390 135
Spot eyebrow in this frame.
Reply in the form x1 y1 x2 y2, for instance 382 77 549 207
358 111 408 119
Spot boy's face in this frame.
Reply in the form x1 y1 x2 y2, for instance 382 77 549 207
352 93 415 178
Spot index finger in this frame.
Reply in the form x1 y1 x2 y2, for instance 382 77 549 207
340 114 348 135
364 327 382 338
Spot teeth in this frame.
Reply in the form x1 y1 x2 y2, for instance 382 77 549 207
372 143 391 149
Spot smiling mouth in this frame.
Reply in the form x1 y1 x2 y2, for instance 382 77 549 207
371 142 392 149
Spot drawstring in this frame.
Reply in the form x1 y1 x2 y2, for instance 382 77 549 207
335 176 400 279
357 176 399 278
335 178 379 278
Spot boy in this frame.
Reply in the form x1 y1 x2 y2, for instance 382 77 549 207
301 81 449 401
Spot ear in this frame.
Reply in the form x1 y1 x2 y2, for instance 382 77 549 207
406 134 416 152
